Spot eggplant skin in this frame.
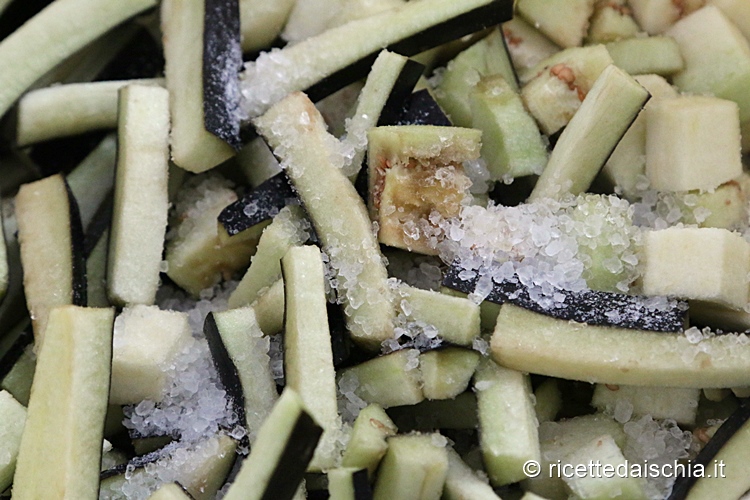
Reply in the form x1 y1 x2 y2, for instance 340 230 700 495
261 411 323 500
202 0 242 150
667 400 750 500
304 0 515 103
442 263 687 332
65 180 87 307
218 173 297 237
203 313 245 426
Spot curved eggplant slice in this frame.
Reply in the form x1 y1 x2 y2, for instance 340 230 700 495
668 400 750 500
203 0 242 150
218 172 298 238
442 262 687 333
0 0 158 120
240 0 514 125
301 0 514 105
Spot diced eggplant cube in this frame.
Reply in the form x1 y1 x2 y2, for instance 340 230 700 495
110 306 192 405
372 433 449 500
642 227 750 310
645 96 742 192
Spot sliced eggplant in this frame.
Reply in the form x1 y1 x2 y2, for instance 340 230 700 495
202 0 242 150
240 0 514 120
0 390 26 493
165 176 262 297
419 347 480 400
162 0 235 173
15 79 163 147
395 284 481 346
12 306 114 499
371 433 449 500
474 358 540 486
218 172 297 239
367 125 479 255
341 404 398 478
0 0 158 119
443 448 500 500
528 64 650 201
221 388 323 500
204 308 277 441
249 277 285 336
110 305 192 405
339 51 424 179
65 133 117 231
491 303 750 388
255 92 395 349
282 245 340 470
238 0 294 53
228 205 310 309
442 263 687 333
15 173 86 348
107 84 170 306
668 400 750 500
100 434 237 500
641 227 750 311
0 0 53 41
337 350 424 408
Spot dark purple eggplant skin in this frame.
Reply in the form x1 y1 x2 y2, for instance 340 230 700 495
393 89 452 127
442 262 688 332
260 410 323 500
218 172 298 237
374 59 425 127
305 0 514 103
64 179 87 307
240 0 514 141
668 399 750 500
203 312 246 427
203 0 242 150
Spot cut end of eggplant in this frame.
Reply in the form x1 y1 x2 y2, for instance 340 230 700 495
202 0 242 150
442 261 688 332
